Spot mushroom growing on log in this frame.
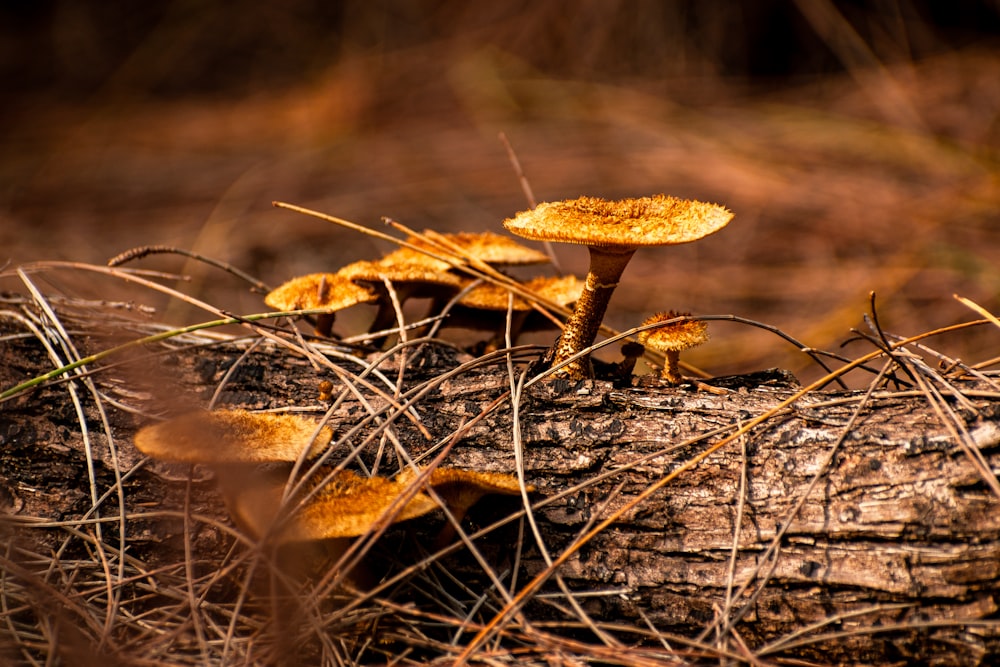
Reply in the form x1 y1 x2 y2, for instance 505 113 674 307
264 272 379 337
637 311 710 384
503 195 732 379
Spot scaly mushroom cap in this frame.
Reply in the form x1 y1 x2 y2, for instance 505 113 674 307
337 259 463 294
379 246 453 272
226 470 440 543
637 311 709 352
525 275 585 308
503 194 733 249
264 272 379 312
283 471 440 542
457 281 534 312
134 409 332 464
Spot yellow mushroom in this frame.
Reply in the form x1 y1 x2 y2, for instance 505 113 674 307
264 272 379 337
378 246 453 273
503 195 732 379
445 274 584 349
412 230 551 268
247 471 439 544
637 311 709 384
134 411 439 548
134 409 332 464
396 467 533 547
337 258 462 344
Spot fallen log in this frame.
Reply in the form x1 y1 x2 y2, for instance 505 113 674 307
1 294 999 665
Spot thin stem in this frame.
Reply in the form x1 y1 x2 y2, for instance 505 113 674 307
551 247 635 378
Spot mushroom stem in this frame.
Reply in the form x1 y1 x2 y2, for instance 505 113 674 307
551 247 635 378
314 313 336 338
616 341 645 380
662 349 682 383
366 283 417 349
313 276 335 337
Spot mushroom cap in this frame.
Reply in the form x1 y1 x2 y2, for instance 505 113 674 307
503 194 733 249
411 231 551 266
637 311 709 352
264 272 378 311
284 471 439 541
337 259 463 291
379 246 453 272
457 281 534 312
457 275 584 312
525 275 585 307
134 409 332 464
227 470 439 543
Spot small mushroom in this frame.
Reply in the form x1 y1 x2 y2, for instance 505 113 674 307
134 410 326 540
264 272 379 337
519 274 586 333
411 230 551 268
615 341 646 380
134 409 332 464
503 195 732 379
317 379 334 401
135 411 437 543
378 246 453 273
637 311 709 384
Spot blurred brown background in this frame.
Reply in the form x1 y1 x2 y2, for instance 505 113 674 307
2 1 998 384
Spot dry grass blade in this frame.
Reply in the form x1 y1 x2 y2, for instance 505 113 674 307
956 294 1000 331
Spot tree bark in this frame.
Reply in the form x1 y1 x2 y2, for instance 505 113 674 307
2 295 999 665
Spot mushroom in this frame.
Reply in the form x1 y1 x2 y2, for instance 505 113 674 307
411 230 551 268
519 274 586 333
264 272 379 337
615 340 646 380
134 409 332 543
336 258 462 344
134 409 332 464
445 274 584 349
396 467 533 547
503 195 732 379
253 470 440 544
134 411 438 545
378 246 453 273
637 311 709 384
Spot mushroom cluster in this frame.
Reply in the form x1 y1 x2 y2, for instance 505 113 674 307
133 409 531 546
265 194 731 380
263 230 573 348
